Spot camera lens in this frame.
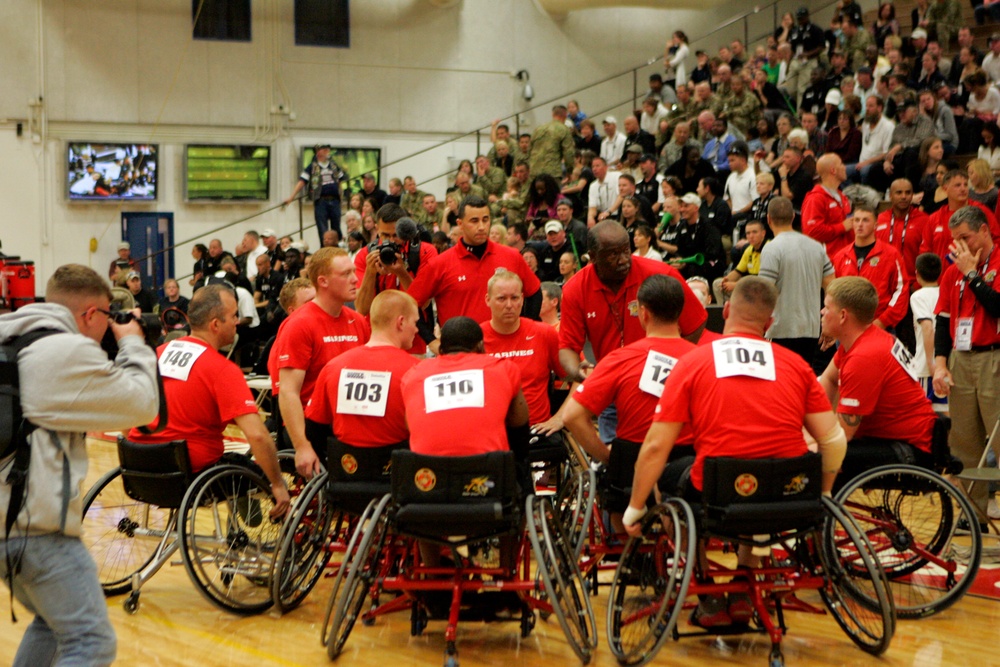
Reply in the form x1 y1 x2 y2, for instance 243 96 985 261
379 243 398 265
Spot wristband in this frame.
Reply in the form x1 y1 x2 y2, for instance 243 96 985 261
623 505 648 527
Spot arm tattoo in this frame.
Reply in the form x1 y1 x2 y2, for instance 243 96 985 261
839 413 862 428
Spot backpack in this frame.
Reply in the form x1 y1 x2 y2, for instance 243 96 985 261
1 328 58 621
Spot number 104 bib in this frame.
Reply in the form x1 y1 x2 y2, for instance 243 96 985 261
712 337 776 381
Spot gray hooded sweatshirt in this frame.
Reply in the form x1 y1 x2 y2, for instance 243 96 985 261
0 303 158 537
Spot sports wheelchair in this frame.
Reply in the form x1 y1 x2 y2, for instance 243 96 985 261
81 436 299 615
268 437 407 613
832 417 982 619
607 453 896 667
321 449 597 667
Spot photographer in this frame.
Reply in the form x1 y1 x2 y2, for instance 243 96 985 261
1 264 159 665
354 204 438 355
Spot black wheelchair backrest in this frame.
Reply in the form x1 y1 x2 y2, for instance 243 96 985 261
116 436 194 509
701 453 824 536
390 450 519 506
327 437 408 484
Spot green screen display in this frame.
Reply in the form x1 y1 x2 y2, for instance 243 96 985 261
300 146 381 194
185 145 270 201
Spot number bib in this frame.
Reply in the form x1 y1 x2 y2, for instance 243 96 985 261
424 369 485 414
712 337 776 382
955 317 973 352
638 350 678 398
337 369 391 417
158 340 208 382
890 338 919 381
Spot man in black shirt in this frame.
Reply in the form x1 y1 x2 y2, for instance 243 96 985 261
253 254 285 334
777 147 814 212
676 193 726 283
360 173 387 209
536 221 574 282
635 154 662 215
623 116 656 157
784 6 826 108
202 238 236 277
124 271 156 313
555 198 589 265
800 65 831 122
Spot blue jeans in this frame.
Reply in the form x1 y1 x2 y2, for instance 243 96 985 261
598 404 618 444
846 162 873 185
314 197 342 242
0 533 116 666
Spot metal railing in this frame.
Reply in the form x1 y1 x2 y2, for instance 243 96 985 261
146 0 846 285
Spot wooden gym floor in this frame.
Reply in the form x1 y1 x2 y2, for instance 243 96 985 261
4 437 1000 667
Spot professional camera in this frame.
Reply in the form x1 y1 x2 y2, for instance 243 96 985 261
110 309 138 325
378 241 402 265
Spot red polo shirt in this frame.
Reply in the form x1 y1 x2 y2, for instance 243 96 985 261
305 344 418 448
802 183 854 261
406 240 540 326
653 334 831 490
833 239 909 327
833 326 935 452
573 336 697 443
481 318 563 425
559 257 707 361
934 247 1000 347
919 200 1000 261
273 300 370 406
876 207 927 288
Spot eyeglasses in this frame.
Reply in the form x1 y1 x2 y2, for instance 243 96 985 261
88 308 113 319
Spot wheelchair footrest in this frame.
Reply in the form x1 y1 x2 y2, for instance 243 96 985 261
419 590 526 623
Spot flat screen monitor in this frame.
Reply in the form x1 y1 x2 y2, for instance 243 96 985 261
185 144 271 201
299 146 381 194
67 142 158 201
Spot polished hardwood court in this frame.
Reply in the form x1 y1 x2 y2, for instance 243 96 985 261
4 437 1000 667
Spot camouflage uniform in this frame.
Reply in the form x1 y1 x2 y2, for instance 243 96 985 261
476 166 507 198
715 90 761 135
529 120 576 179
659 139 701 173
487 142 524 165
843 29 874 73
926 0 962 47
687 97 715 140
400 189 429 217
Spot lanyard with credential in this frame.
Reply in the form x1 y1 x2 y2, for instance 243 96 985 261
889 210 909 247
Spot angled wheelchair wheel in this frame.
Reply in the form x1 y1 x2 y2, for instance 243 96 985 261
819 497 895 656
527 495 597 664
82 467 176 596
606 499 696 667
271 472 337 614
556 468 596 561
179 464 283 615
834 464 981 619
326 494 391 659
321 496 380 647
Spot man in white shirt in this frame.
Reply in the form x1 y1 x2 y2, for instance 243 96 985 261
847 95 895 185
600 116 626 166
587 156 621 227
724 142 758 233
854 67 877 114
982 34 1000 84
241 231 269 281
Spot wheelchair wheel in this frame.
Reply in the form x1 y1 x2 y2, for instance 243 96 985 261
321 496 380 647
819 497 895 656
555 468 596 562
527 495 597 663
81 467 176 596
326 494 391 659
271 472 338 614
834 465 981 619
179 464 283 615
606 499 696 666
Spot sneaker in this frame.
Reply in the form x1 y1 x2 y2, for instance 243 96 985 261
691 594 731 628
728 592 754 624
989 499 1000 520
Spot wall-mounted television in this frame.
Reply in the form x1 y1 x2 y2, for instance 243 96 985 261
299 146 381 194
185 144 270 201
67 142 158 201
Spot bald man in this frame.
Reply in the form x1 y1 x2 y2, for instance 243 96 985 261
802 153 854 262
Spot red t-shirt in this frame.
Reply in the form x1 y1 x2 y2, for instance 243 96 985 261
401 353 521 456
406 240 541 326
832 240 909 327
833 327 935 452
696 328 723 346
574 336 697 443
876 207 927 288
129 337 258 472
354 241 438 355
273 300 370 406
481 318 563 425
653 333 831 490
559 257 707 361
919 200 1000 261
934 247 1000 346
801 183 854 261
305 344 418 447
